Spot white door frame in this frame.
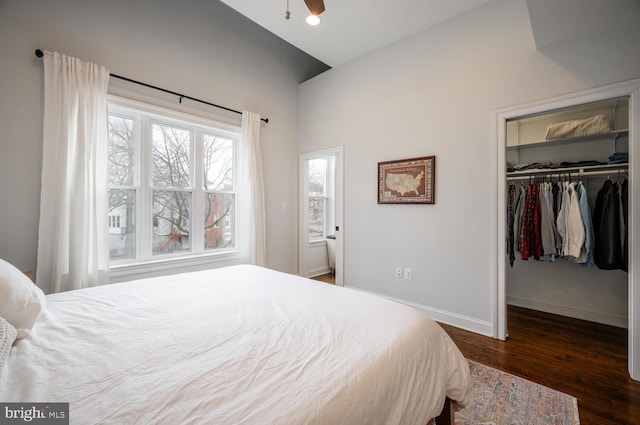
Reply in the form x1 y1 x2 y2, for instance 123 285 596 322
495 78 640 380
299 146 344 286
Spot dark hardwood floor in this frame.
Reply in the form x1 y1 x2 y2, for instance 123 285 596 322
311 272 335 284
439 305 640 425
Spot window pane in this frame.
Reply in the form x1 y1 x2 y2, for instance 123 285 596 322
204 193 235 249
308 158 327 196
309 196 326 239
108 115 136 186
152 123 191 189
153 190 191 254
108 189 136 260
203 135 233 191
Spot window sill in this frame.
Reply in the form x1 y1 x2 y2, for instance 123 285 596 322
109 250 240 283
309 239 327 248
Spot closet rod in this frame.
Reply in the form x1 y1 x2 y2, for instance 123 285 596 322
507 167 628 181
34 49 269 124
507 163 627 177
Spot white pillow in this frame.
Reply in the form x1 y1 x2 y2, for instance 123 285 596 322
1 315 17 374
0 258 47 339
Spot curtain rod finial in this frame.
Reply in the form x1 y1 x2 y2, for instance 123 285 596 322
35 49 44 58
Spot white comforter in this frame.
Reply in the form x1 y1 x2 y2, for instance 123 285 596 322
1 265 470 424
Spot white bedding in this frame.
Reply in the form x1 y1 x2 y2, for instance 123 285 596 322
1 265 470 424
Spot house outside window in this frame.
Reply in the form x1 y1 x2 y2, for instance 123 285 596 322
107 97 239 263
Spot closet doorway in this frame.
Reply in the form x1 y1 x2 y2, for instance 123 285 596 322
299 146 344 286
495 79 640 381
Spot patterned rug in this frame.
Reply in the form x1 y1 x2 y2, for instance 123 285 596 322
454 360 580 425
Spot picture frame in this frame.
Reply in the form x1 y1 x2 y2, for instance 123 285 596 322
377 156 435 204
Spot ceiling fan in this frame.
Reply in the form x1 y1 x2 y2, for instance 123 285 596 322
285 0 325 25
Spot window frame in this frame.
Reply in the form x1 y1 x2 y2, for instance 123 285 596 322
107 96 241 277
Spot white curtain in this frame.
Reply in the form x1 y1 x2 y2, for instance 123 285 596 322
237 111 267 267
36 51 110 294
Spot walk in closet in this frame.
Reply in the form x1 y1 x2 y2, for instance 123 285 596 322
505 97 630 329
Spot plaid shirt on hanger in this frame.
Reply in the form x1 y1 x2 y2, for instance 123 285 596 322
518 182 542 260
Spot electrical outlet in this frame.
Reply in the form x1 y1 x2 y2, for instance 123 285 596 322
403 268 412 280
395 267 403 278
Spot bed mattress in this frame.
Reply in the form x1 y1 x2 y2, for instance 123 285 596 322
1 265 470 424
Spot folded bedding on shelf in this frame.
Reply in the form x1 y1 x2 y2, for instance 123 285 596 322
545 114 612 140
608 152 628 164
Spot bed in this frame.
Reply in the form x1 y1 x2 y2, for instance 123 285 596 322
1 262 470 424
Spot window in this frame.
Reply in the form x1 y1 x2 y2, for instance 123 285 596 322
308 157 335 240
107 98 239 263
108 215 121 228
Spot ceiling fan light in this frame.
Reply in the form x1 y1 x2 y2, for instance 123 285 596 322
306 14 320 26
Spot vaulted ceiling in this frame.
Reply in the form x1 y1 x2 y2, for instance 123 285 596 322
220 0 640 71
215 0 640 85
219 0 495 67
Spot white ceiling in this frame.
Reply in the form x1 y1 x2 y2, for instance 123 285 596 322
219 0 495 67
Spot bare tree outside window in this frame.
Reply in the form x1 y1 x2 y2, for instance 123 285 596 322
108 115 136 260
152 124 192 254
204 135 235 249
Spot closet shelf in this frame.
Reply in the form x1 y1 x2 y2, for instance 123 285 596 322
506 129 628 150
506 163 628 181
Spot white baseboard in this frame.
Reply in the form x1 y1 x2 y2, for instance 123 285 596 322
507 296 628 329
345 286 494 337
309 267 332 278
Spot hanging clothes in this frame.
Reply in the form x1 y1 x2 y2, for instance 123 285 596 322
513 184 526 259
554 181 563 252
556 181 569 256
593 179 624 270
616 180 627 271
518 184 533 260
531 183 543 259
576 181 595 266
622 178 629 272
507 178 604 268
539 182 557 259
518 183 542 260
507 185 516 267
563 182 586 260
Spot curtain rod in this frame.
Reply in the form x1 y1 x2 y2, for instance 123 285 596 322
34 49 268 124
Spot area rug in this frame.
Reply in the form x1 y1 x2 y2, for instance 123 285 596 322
453 360 580 425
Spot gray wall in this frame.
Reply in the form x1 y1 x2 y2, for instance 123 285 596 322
0 0 325 275
299 0 640 334
3 0 640 338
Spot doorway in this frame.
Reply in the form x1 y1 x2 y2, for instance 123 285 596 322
495 79 640 380
299 146 344 286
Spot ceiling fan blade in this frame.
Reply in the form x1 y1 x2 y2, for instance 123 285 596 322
304 0 325 15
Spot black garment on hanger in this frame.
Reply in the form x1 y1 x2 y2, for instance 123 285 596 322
508 185 516 267
622 178 629 272
593 180 625 270
552 181 560 221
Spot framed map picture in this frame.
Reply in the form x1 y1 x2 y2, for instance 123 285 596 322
377 156 435 204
